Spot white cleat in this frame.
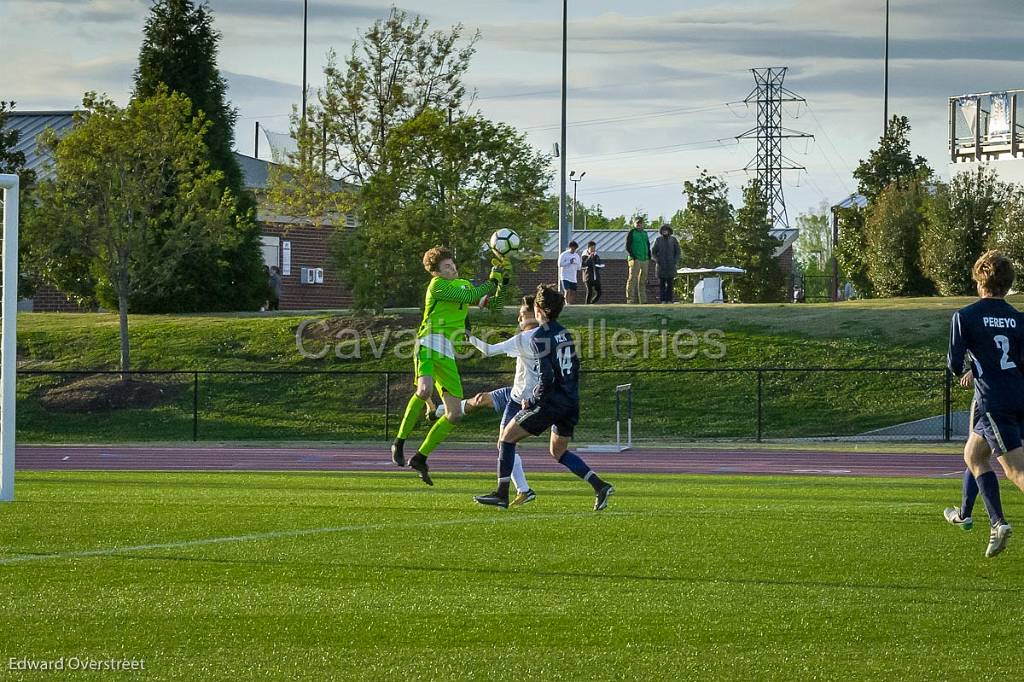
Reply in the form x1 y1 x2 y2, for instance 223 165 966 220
944 506 973 531
986 523 1012 558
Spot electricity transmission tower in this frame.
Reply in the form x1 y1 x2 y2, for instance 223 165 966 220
736 67 813 229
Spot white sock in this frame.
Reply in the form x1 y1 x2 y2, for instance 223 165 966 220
461 399 468 414
511 452 529 493
434 403 446 418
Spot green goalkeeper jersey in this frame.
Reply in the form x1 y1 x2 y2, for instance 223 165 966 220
417 277 497 358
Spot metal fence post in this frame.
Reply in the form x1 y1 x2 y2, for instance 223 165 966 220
192 371 199 442
943 369 952 442
384 371 391 442
756 370 764 442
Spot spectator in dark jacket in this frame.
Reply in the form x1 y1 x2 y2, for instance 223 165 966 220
581 241 605 304
651 224 681 303
625 216 651 304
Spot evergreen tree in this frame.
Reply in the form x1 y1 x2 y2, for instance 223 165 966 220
673 169 731 267
132 0 264 312
727 181 785 302
853 115 932 202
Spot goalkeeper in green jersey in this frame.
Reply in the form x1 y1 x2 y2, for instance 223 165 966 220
391 245 509 485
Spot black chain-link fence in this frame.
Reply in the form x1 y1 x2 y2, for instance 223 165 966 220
17 367 964 444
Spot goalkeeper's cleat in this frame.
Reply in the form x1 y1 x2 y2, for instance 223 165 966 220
594 483 615 511
474 491 509 509
390 439 406 467
409 453 433 486
943 506 973 530
986 523 1012 558
511 489 537 507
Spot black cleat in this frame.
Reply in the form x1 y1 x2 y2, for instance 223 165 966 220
474 491 509 509
594 483 615 511
391 439 406 467
409 453 433 486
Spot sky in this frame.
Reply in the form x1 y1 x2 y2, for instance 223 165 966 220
3 0 1023 224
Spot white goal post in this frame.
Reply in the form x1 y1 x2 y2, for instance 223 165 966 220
1 174 19 502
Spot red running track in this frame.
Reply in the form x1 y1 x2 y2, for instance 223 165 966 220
15 444 972 479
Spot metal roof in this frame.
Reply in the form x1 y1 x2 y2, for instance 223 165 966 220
833 193 867 210
543 228 799 260
3 111 76 180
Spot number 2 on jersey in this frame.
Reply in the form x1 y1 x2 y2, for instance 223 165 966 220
995 335 1017 370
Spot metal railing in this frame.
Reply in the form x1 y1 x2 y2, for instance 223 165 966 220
16 367 959 444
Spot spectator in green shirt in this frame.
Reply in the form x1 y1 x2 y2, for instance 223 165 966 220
625 216 651 304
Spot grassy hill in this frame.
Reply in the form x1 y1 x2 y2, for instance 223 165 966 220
15 297 991 444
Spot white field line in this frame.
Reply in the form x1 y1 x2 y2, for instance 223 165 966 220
0 512 632 566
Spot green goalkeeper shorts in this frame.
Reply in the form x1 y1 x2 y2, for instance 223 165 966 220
414 347 464 399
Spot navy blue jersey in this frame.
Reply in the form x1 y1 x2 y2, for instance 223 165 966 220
948 298 1024 412
528 321 580 409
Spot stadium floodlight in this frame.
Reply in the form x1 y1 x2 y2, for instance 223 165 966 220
0 174 18 502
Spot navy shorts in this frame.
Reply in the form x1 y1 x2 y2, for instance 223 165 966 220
490 386 513 415
561 280 578 291
514 402 579 438
973 404 1024 455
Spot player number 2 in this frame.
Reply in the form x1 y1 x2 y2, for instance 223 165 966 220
557 347 573 376
994 335 1017 370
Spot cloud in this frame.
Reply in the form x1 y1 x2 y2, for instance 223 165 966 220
209 0 386 22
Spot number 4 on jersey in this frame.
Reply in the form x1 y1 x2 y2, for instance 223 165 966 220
557 346 574 376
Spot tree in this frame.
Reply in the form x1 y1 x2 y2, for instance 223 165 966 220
834 206 872 298
990 184 1024 276
26 91 241 373
853 115 932 202
865 179 932 297
316 7 477 186
0 101 35 188
726 181 785 302
132 0 265 312
673 169 732 267
793 203 831 275
336 108 550 311
921 167 1004 296
1 101 43 299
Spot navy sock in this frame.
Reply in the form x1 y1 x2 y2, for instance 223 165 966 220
496 441 516 497
976 471 1006 527
559 451 605 492
961 470 979 518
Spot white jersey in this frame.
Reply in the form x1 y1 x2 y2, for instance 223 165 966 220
558 250 582 283
468 328 540 402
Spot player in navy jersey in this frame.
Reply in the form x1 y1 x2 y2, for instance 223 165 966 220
474 284 614 511
945 251 1024 557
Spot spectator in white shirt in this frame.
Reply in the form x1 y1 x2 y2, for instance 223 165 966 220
558 241 582 305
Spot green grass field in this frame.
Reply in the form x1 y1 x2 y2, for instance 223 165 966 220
3 470 1023 680
15 297 989 444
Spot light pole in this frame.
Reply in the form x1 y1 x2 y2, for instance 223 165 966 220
558 0 569 256
301 0 308 123
883 0 889 136
569 170 586 230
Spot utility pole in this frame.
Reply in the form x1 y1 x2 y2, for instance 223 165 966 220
558 0 569 258
570 171 586 230
883 0 890 136
301 0 308 123
736 67 813 229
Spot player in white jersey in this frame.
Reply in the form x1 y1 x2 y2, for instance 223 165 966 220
462 295 543 506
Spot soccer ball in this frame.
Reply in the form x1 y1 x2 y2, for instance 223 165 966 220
489 228 521 257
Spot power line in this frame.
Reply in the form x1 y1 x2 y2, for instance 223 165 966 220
574 137 740 163
523 100 745 132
